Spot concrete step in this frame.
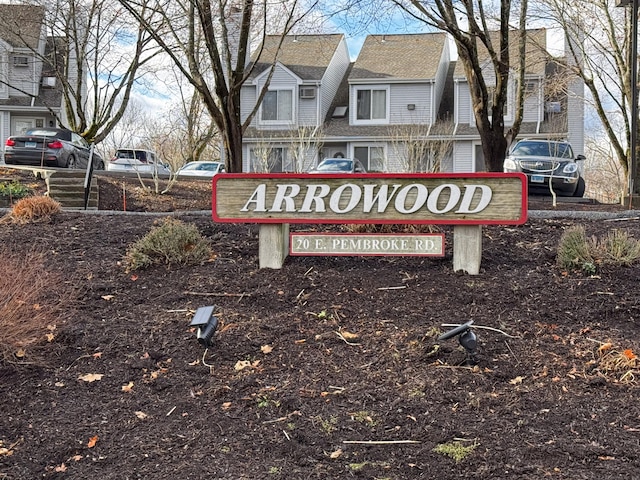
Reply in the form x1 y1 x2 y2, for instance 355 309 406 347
46 172 99 209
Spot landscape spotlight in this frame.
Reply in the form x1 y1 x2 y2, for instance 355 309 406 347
190 305 219 348
438 320 478 365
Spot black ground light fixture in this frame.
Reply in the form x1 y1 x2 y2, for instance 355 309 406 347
438 320 478 365
190 305 219 348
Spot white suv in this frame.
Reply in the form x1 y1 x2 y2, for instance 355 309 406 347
504 139 586 197
107 148 170 175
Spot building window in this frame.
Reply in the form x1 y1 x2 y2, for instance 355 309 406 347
354 145 385 172
261 90 293 122
13 56 28 67
354 86 388 123
250 147 291 172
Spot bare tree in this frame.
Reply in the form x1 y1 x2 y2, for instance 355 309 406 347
585 134 626 203
380 0 531 171
389 118 455 172
288 125 324 172
117 0 319 173
0 0 162 143
249 134 278 172
536 0 633 191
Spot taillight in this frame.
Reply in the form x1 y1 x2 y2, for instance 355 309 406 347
5 139 15 147
48 140 63 149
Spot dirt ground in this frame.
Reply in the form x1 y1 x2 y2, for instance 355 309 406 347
1 170 640 479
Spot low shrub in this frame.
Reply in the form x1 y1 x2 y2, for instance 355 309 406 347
557 225 640 272
1 195 61 224
0 180 31 200
0 248 75 364
124 217 213 271
590 229 640 266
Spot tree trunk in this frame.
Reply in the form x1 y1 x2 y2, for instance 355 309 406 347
481 127 508 172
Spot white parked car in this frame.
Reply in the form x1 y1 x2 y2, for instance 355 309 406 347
177 161 225 178
107 148 170 175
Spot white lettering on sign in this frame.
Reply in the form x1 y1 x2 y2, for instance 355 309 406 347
241 183 492 215
290 233 445 256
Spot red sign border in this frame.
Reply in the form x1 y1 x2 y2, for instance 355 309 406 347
212 172 528 225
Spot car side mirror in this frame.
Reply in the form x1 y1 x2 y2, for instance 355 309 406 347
576 154 586 161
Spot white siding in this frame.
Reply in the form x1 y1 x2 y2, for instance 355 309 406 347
8 50 36 97
320 37 350 120
456 82 471 124
384 142 403 172
389 83 431 125
567 78 584 155
240 85 257 125
452 141 473 172
0 112 7 161
298 97 317 126
0 45 8 99
522 81 543 124
433 41 450 122
254 65 300 130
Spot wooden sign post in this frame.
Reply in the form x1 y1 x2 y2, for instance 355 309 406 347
213 173 527 274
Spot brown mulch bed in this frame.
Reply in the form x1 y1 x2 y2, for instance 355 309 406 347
1 170 640 479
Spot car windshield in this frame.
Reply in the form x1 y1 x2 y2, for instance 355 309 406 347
25 129 58 137
316 159 353 172
511 141 573 159
116 150 135 159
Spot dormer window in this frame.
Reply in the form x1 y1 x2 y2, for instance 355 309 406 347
261 89 293 123
13 56 28 67
353 85 389 125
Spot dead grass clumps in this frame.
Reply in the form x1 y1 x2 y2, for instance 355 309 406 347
594 343 640 383
557 225 640 273
1 195 61 224
0 248 75 364
123 217 213 272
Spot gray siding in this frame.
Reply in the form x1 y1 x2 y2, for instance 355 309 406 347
433 42 450 122
452 141 473 172
320 37 350 121
251 65 300 130
567 77 584 155
298 97 317 126
0 46 8 99
456 82 471 124
8 49 37 97
390 83 431 124
522 80 543 124
240 85 257 125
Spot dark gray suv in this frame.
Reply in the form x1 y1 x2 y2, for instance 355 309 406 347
503 139 586 197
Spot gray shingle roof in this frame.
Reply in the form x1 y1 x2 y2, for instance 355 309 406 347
249 34 345 81
0 4 44 49
350 33 447 80
453 29 548 78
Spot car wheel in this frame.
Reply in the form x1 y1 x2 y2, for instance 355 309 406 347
96 160 105 170
573 177 586 198
66 155 78 169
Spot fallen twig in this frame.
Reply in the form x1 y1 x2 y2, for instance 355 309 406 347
183 291 251 297
440 323 519 338
604 217 640 222
377 286 407 291
342 440 420 445
335 331 361 346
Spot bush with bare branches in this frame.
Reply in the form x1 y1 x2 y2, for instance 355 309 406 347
0 249 76 364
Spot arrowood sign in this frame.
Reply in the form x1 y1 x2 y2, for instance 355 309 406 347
212 173 527 225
